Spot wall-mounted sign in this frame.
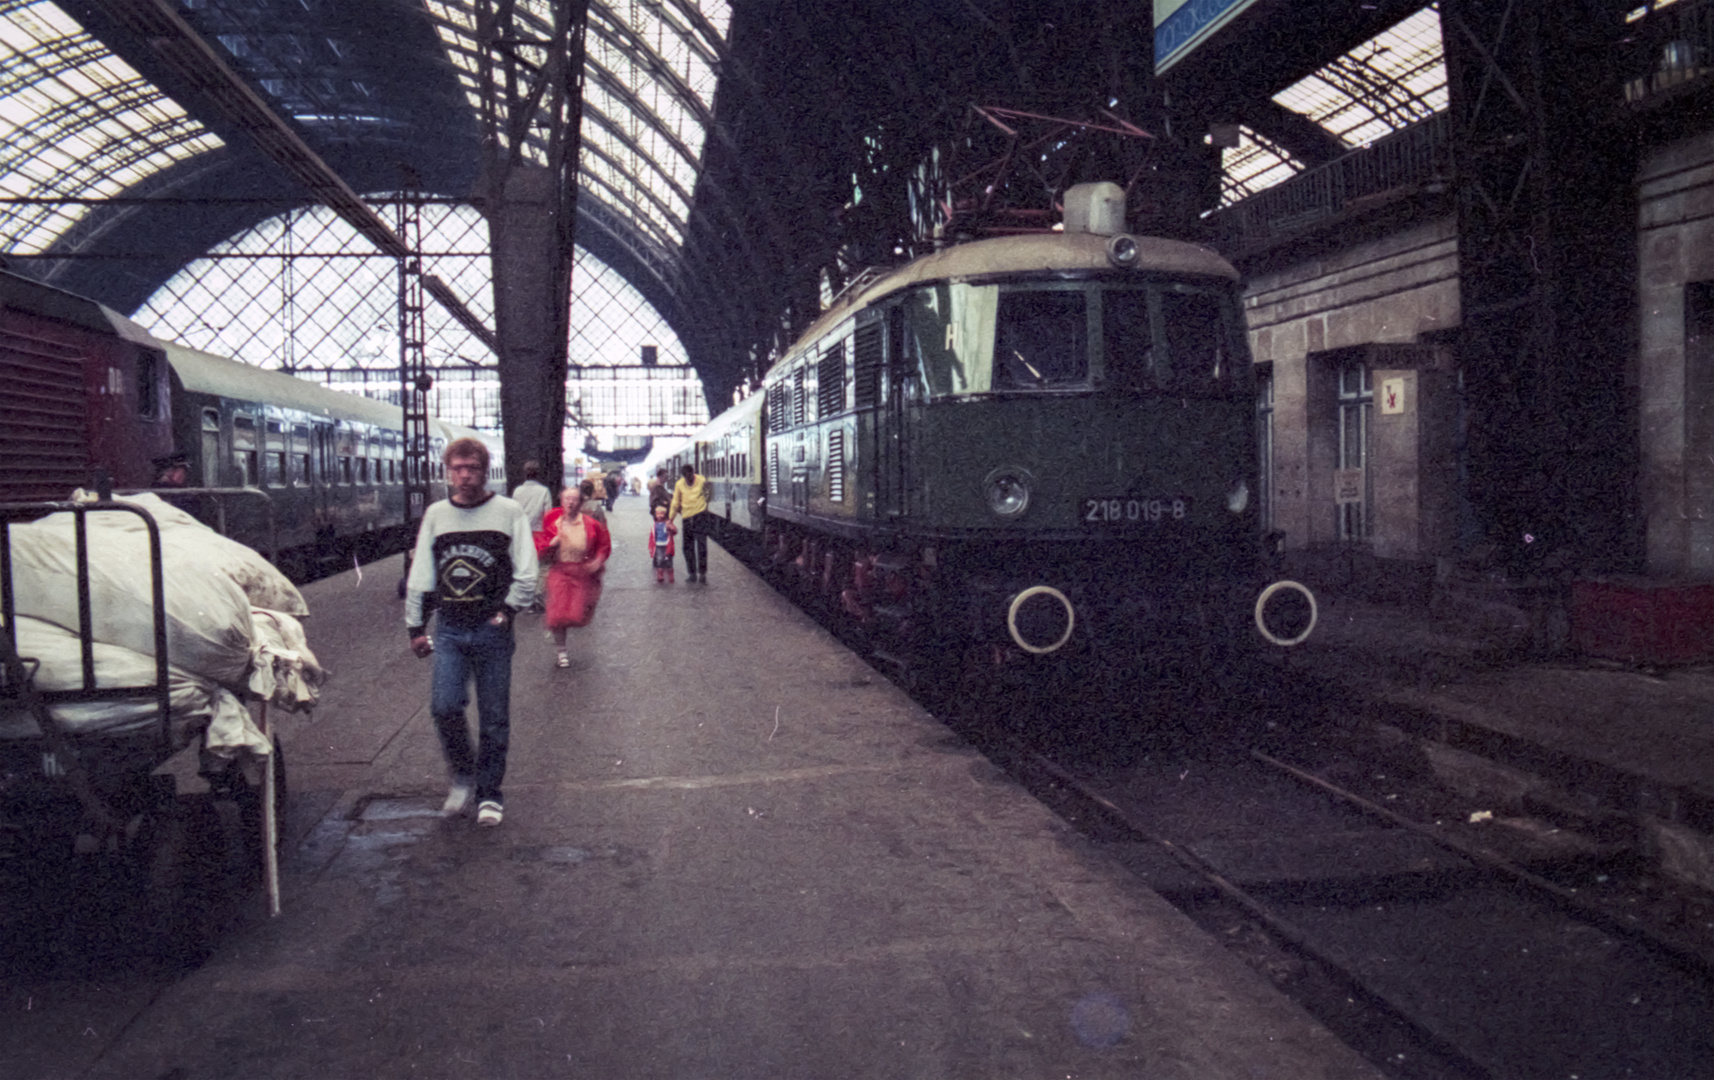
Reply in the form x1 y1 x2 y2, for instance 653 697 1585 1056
1155 0 1266 74
1334 468 1365 505
1380 377 1406 415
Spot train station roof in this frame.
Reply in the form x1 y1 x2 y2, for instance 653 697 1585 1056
0 0 1475 394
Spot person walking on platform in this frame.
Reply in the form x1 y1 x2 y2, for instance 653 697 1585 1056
603 470 620 512
511 460 552 613
578 478 607 525
649 504 677 584
537 481 611 668
406 437 535 829
669 462 713 583
648 467 672 517
511 460 551 533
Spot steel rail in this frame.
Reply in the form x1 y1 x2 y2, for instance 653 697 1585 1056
992 739 1499 1080
1251 748 1714 982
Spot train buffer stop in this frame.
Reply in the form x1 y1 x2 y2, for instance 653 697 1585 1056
8 496 1382 1079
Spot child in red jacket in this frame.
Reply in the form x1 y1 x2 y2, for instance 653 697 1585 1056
649 505 677 584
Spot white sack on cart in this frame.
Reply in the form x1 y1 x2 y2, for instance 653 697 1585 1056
69 491 308 616
202 683 270 761
10 499 257 686
0 615 222 749
247 607 325 713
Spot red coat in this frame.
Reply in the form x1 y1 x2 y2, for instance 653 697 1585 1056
536 509 611 630
535 508 612 566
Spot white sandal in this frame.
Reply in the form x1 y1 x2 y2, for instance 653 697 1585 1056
555 651 569 668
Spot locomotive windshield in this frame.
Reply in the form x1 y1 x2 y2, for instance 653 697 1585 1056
904 282 1088 396
899 279 1246 399
993 289 1087 389
1102 283 1246 397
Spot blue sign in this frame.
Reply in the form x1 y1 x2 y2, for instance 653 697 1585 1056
1156 0 1262 74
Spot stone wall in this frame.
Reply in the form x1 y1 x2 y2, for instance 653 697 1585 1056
1243 218 1462 560
1638 129 1714 578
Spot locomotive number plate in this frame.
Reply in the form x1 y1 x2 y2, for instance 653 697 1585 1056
1082 496 1190 525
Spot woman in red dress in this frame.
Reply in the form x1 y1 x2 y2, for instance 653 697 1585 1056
535 483 611 668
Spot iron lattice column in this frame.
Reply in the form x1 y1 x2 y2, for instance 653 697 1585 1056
477 0 588 492
397 195 432 527
1442 0 1640 575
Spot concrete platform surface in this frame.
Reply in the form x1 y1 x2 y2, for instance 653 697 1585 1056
15 497 1381 1079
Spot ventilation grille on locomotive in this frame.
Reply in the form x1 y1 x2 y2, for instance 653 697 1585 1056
853 323 882 408
818 342 845 417
827 428 845 502
0 329 90 500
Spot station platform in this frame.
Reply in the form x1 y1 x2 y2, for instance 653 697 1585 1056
1285 587 1714 891
70 496 1382 1079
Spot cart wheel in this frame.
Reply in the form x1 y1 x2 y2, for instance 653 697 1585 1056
130 800 188 947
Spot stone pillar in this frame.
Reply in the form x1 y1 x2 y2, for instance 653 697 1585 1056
485 163 570 492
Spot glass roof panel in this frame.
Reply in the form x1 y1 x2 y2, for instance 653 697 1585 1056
132 199 707 440
1271 5 1445 149
421 0 726 249
0 0 225 256
1221 5 1444 205
1220 127 1303 206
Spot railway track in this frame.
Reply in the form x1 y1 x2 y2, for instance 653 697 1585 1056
932 683 1714 1080
742 538 1714 1076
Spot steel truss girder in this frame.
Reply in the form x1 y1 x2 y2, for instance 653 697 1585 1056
77 0 496 351
1442 0 1640 573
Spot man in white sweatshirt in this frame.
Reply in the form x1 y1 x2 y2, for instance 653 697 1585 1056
405 437 535 827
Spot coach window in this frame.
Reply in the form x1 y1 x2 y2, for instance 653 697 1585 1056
265 421 285 487
232 415 258 487
293 425 311 484
136 351 161 419
200 409 221 486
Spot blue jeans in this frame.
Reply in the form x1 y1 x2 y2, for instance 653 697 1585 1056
430 617 515 803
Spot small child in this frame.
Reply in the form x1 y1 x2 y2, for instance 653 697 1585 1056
649 505 678 584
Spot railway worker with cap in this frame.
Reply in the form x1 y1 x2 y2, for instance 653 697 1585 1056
511 460 553 613
150 449 204 518
669 462 713 583
151 450 190 488
405 436 536 828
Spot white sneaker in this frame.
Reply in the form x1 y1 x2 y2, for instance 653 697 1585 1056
442 782 473 817
477 799 503 827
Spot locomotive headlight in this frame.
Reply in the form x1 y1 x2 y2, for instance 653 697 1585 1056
1105 234 1141 268
984 468 1032 517
1227 477 1250 513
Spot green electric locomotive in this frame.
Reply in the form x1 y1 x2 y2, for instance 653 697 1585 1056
675 182 1315 683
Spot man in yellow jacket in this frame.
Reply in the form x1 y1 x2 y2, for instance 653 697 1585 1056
668 463 712 583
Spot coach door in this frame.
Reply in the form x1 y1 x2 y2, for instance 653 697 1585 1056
312 423 335 533
872 308 907 520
